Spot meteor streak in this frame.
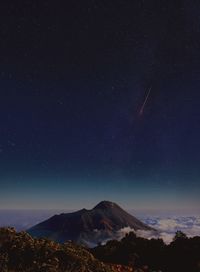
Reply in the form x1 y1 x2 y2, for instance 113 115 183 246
139 87 152 116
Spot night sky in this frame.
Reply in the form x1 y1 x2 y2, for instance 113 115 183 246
0 1 200 211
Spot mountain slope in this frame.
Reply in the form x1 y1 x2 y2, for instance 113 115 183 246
28 201 155 246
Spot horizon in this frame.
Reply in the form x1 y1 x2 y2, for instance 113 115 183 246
1 200 200 215
1 202 200 245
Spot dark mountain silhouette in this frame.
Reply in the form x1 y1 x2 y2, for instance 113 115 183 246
28 201 155 246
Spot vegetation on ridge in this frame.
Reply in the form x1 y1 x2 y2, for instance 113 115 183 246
1 227 200 272
0 227 133 272
92 231 200 272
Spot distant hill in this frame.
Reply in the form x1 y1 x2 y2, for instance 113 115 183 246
28 201 155 246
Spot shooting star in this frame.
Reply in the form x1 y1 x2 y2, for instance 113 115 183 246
139 87 152 116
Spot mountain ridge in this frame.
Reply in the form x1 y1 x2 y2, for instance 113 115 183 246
28 201 155 246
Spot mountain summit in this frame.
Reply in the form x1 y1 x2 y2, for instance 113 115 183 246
93 200 131 212
93 200 119 210
28 201 155 246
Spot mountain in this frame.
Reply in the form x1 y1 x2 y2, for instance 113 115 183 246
28 201 155 246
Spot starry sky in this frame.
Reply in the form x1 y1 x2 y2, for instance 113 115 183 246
0 1 200 211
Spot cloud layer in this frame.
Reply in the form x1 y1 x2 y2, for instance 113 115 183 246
137 216 200 244
0 211 200 245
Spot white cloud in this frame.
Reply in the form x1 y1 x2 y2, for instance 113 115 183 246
137 216 200 244
116 227 136 239
91 216 200 246
156 218 186 232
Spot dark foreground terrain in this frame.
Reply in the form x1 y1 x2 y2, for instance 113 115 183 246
0 227 200 272
0 227 135 272
92 231 200 272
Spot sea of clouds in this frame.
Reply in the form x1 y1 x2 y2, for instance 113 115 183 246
91 216 200 246
135 215 200 244
0 210 200 244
